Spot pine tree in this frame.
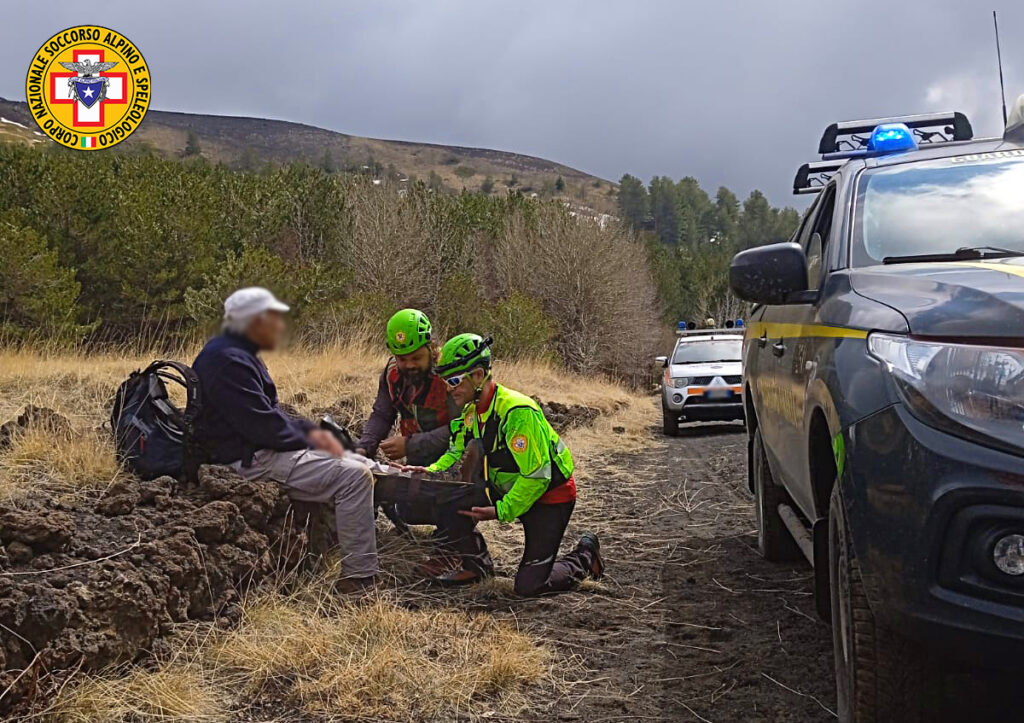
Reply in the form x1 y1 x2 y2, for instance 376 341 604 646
738 190 773 248
616 174 648 229
648 176 680 244
712 187 740 245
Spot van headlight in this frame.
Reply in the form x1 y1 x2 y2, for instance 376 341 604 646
868 333 1024 453
671 377 689 388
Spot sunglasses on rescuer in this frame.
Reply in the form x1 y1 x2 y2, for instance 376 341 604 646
444 373 469 388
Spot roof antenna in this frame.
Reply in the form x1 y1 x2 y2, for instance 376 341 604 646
994 10 1008 127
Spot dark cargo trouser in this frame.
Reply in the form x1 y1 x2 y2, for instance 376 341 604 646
439 495 593 597
378 445 450 534
514 500 592 596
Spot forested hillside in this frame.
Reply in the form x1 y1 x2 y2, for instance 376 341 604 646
0 97 618 215
0 145 656 379
617 173 800 325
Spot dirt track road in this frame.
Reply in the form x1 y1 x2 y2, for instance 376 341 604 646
651 423 836 722
502 418 1024 723
501 421 837 722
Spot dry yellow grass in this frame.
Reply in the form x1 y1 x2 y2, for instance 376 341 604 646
0 429 121 504
4 341 654 721
45 584 550 723
47 663 227 722
210 591 548 720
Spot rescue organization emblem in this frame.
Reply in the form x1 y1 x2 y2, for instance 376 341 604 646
511 435 528 453
25 26 150 150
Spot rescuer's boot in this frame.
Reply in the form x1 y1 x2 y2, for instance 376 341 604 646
416 553 460 578
576 532 605 580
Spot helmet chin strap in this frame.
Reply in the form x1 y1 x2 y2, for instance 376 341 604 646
472 369 492 402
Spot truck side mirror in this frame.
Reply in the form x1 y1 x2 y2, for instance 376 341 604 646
655 356 668 367
729 242 809 305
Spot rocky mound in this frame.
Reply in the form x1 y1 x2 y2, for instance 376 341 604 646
0 404 73 451
0 466 308 715
533 397 602 430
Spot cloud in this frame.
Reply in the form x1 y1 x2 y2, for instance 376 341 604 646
1 1 1022 205
925 68 1009 135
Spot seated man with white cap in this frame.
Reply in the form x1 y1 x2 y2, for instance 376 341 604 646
192 287 377 592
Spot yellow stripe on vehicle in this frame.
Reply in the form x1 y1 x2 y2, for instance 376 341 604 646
745 322 869 340
954 262 1024 280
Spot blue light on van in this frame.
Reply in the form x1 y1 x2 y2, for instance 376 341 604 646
867 123 918 154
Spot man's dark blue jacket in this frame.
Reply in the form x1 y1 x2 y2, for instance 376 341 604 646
193 333 312 466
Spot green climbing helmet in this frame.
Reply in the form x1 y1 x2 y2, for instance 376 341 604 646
436 333 493 377
386 309 432 356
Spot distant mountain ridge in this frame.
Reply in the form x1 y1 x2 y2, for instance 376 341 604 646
0 97 617 213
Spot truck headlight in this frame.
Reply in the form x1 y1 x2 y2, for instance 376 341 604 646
993 534 1024 576
672 377 689 388
869 333 1024 453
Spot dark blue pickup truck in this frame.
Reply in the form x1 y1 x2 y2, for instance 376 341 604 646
730 106 1024 722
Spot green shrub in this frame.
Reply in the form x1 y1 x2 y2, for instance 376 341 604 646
485 292 556 361
0 220 95 344
433 272 489 338
453 165 476 179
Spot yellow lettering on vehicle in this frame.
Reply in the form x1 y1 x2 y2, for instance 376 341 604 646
954 262 1024 280
745 322 868 340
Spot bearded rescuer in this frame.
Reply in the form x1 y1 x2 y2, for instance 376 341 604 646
356 309 456 466
409 333 604 596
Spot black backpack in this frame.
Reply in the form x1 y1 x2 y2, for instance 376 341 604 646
111 360 203 480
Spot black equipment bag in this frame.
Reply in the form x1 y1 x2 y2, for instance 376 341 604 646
111 360 203 480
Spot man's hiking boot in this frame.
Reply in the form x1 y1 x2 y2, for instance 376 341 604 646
335 575 378 596
577 532 604 580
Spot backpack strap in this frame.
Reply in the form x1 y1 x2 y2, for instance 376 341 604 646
146 360 205 482
146 360 202 426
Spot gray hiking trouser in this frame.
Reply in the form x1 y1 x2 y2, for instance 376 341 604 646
234 448 378 578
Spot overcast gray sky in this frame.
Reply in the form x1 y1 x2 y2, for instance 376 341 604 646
2 1 1021 205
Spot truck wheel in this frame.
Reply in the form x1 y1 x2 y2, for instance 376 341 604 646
662 407 680 437
829 485 935 722
752 428 801 561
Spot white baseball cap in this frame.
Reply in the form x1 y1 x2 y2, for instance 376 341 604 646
223 287 290 322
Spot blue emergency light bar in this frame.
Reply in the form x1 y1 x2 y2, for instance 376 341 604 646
817 111 972 155
796 112 969 194
793 160 847 195
676 319 744 335
867 123 918 153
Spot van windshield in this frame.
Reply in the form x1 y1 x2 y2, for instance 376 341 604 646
853 153 1024 266
672 339 742 364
